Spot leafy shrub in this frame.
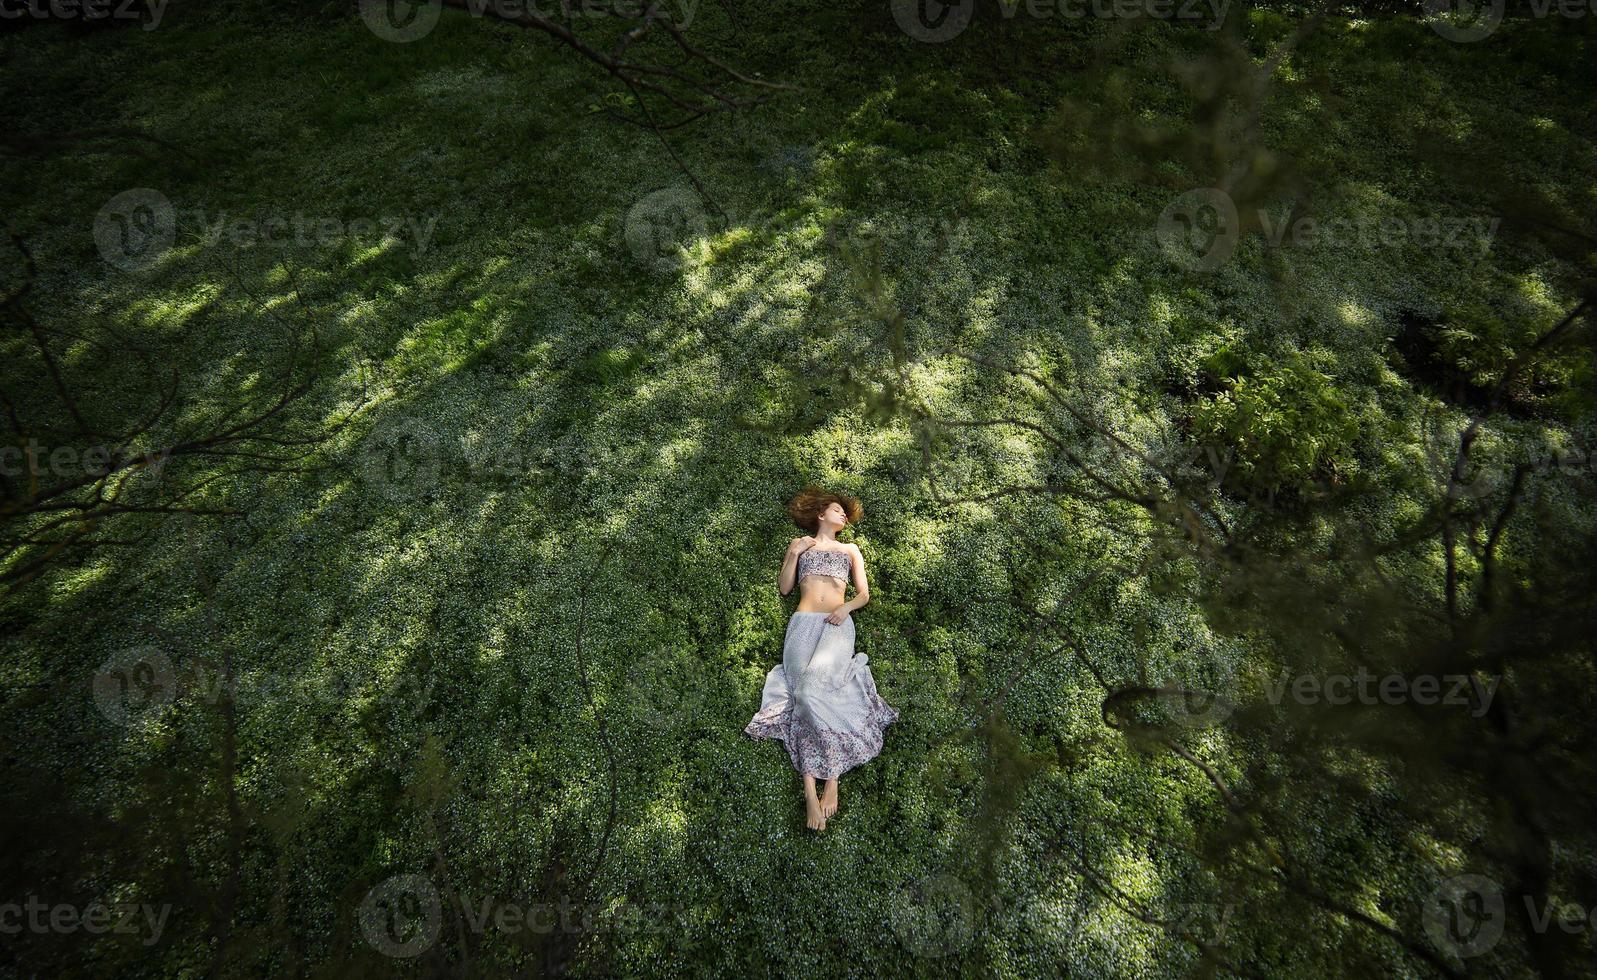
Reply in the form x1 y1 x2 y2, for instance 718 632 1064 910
1190 350 1358 496
1391 272 1577 414
1432 292 1583 405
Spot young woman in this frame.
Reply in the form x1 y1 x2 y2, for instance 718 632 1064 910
745 487 899 831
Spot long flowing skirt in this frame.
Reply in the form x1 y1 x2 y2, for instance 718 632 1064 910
744 611 898 779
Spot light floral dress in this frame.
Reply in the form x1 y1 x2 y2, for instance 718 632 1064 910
744 548 898 779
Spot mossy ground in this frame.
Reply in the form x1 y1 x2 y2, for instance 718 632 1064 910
2 3 1593 976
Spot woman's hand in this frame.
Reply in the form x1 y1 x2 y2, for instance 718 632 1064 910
826 606 849 626
790 535 816 555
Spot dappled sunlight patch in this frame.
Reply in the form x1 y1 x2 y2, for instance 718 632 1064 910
1337 299 1375 330
348 238 401 269
408 64 491 100
641 430 704 475
3 7 1594 977
391 303 510 378
634 794 692 854
40 555 118 601
122 280 224 332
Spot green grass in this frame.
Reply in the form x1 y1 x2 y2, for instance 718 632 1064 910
2 3 1594 976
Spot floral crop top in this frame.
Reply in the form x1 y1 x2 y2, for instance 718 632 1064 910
796 547 852 584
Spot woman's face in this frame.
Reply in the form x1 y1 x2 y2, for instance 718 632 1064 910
820 502 847 529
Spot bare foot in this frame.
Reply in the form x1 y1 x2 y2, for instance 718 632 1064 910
805 792 826 831
821 779 839 819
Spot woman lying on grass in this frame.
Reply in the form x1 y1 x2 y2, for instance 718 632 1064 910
745 486 899 831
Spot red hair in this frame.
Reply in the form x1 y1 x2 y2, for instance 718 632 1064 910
786 485 863 532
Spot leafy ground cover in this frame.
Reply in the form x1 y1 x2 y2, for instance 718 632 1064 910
2 2 1594 976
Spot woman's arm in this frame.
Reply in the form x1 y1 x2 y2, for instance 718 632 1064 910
826 544 870 623
778 536 815 596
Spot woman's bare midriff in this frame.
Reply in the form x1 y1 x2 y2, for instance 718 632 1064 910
796 575 847 613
